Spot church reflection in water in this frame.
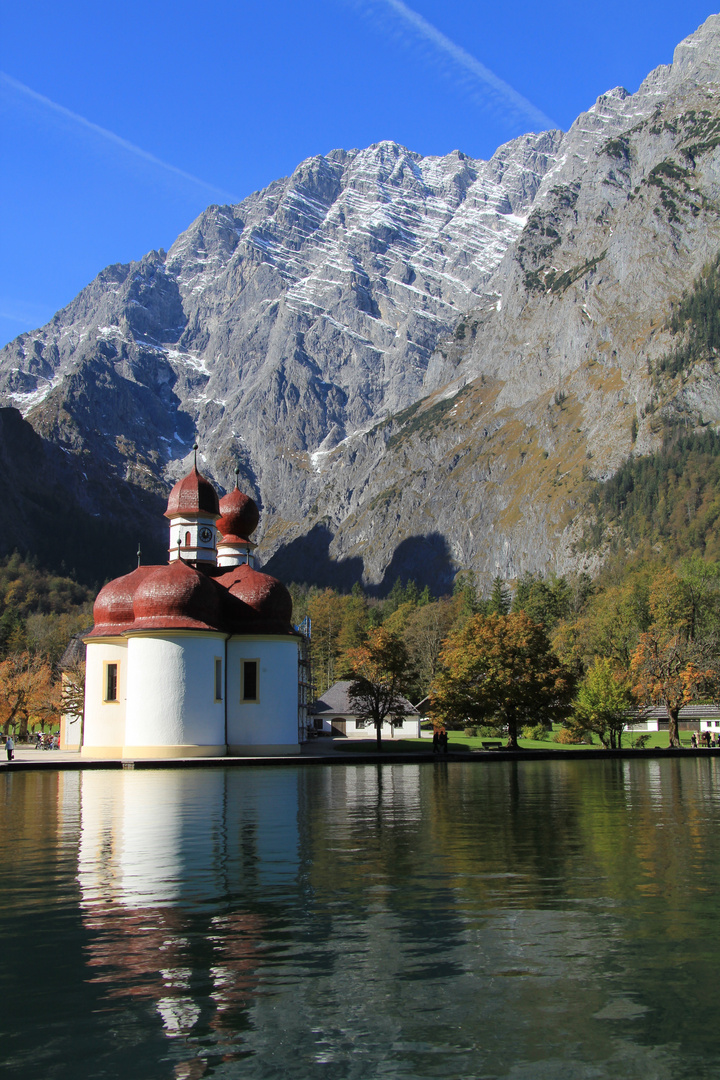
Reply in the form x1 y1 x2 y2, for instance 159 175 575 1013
76 768 304 1078
9 759 720 1078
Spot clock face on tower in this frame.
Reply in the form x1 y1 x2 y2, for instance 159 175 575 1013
199 527 213 544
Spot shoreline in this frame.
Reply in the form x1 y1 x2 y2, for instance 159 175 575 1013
2 744 719 771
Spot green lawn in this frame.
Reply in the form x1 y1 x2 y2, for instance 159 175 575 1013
333 730 704 753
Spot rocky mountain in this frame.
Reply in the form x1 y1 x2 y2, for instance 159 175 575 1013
2 15 720 592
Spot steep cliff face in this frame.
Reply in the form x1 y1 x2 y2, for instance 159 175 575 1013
2 16 720 590
270 15 720 590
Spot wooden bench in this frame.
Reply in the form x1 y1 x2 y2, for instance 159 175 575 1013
481 740 503 750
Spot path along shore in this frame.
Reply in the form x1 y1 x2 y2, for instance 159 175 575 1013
2 742 719 770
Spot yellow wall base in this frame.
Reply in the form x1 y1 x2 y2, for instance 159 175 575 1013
81 746 124 759
81 744 302 759
122 745 227 759
81 745 227 759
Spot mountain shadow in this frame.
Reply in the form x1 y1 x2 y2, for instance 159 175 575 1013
262 523 364 590
262 523 455 596
373 533 455 597
0 407 167 585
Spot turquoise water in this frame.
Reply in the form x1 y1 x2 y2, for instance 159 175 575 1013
2 759 720 1079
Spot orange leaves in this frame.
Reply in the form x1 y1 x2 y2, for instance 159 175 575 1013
0 651 60 735
346 627 415 743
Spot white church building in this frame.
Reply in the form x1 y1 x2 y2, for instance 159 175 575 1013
80 455 303 758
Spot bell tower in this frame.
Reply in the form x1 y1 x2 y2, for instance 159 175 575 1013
164 445 220 568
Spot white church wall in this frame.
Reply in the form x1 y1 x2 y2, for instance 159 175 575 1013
82 639 128 757
124 633 227 757
227 636 300 755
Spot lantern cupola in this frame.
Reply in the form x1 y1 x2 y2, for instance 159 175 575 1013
164 446 220 568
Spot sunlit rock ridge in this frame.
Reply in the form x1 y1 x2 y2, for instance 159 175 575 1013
2 14 720 590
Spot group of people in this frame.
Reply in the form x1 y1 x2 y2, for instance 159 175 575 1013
690 731 718 748
35 732 60 750
2 732 61 761
432 728 449 754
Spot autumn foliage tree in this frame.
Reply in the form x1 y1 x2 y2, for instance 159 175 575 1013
0 652 60 737
344 627 416 749
430 612 575 749
630 567 720 747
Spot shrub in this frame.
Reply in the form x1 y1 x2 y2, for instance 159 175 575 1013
521 723 551 741
555 726 585 744
463 726 480 738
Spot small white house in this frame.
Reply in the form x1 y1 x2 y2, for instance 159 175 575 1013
82 455 302 758
625 704 720 734
310 680 419 740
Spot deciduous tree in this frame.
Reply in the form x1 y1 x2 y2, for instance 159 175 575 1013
345 628 415 749
0 652 60 737
630 567 720 746
569 658 636 749
401 598 458 699
61 659 86 745
431 612 575 749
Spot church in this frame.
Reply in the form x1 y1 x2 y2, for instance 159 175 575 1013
81 452 304 758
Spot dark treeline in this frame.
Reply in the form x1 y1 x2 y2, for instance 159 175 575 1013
0 552 94 666
656 249 720 381
586 426 720 561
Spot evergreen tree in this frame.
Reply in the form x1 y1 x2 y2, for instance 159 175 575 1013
488 576 511 615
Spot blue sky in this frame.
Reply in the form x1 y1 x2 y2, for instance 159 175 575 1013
1 1 718 349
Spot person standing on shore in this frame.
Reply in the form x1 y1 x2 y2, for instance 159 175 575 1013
6 735 14 761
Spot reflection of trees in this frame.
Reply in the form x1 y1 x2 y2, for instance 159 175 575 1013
301 759 720 1070
7 762 720 1078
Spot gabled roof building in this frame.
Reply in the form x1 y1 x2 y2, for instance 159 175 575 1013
311 680 418 739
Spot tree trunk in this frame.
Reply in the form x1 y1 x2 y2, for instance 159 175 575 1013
376 720 382 752
506 712 519 750
667 706 681 748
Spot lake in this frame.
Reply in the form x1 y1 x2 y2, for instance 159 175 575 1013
1 758 720 1079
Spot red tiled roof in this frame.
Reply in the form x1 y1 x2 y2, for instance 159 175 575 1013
164 465 220 520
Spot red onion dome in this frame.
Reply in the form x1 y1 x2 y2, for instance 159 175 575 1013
89 566 158 637
164 465 220 520
217 487 259 542
132 560 224 631
216 564 294 633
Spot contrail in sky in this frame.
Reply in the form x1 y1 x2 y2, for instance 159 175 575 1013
345 0 560 133
0 72 238 203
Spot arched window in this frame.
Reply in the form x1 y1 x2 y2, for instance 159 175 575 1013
185 531 191 547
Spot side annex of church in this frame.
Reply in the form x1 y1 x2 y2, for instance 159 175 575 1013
81 456 303 758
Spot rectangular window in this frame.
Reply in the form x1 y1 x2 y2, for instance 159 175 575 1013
241 660 259 702
104 662 118 703
214 657 223 702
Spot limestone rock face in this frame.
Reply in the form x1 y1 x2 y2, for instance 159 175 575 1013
2 15 720 590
